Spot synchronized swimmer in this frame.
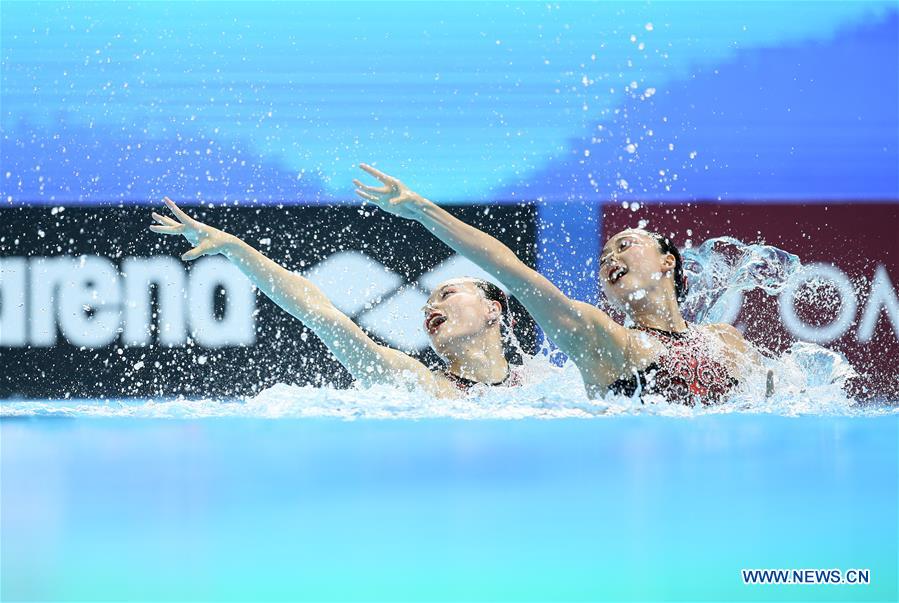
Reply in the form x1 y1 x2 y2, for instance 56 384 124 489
150 198 519 398
151 163 773 404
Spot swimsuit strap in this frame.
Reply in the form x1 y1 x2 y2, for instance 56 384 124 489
637 324 692 340
445 366 513 390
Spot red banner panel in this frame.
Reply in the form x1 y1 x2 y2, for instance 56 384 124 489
602 203 899 398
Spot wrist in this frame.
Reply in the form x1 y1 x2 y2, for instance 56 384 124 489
409 194 437 221
219 233 244 257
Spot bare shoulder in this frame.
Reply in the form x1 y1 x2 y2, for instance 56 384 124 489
376 346 458 397
570 300 630 345
703 323 771 390
703 323 749 352
429 372 465 399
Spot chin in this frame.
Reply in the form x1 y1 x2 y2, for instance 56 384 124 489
603 290 634 312
428 331 450 351
429 341 453 360
429 329 473 355
602 284 627 302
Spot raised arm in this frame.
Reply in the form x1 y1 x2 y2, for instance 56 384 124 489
354 165 630 369
150 197 440 392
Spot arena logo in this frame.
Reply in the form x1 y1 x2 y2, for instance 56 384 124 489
0 251 498 352
0 256 255 348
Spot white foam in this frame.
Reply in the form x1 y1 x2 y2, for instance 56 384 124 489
2 347 893 420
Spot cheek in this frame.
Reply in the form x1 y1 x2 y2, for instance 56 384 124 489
456 299 487 327
624 254 658 279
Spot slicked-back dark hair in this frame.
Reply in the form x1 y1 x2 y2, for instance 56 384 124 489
473 279 509 315
647 232 687 303
472 278 523 365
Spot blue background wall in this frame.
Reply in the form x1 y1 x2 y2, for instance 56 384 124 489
3 1 896 205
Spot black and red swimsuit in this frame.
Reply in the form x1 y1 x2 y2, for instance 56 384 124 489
607 325 738 406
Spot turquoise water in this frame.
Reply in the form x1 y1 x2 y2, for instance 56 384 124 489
2 410 896 601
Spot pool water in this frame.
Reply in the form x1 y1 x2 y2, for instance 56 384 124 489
2 408 896 601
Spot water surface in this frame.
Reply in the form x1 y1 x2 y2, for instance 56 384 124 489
2 410 896 601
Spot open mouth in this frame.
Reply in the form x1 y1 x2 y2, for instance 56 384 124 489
425 312 448 334
608 265 629 284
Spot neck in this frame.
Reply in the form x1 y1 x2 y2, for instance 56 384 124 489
445 330 509 384
625 288 688 332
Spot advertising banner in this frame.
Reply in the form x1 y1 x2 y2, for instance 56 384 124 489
0 204 537 398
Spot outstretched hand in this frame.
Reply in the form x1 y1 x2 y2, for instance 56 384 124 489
149 197 235 261
353 164 428 220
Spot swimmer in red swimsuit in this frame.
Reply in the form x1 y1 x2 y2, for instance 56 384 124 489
150 198 522 398
355 164 772 404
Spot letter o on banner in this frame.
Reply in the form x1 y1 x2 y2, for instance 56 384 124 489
778 263 857 344
187 257 256 348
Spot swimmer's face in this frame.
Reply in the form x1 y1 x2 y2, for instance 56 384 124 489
422 278 502 354
599 229 676 308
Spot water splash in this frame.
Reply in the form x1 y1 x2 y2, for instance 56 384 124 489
680 236 802 324
1 349 892 419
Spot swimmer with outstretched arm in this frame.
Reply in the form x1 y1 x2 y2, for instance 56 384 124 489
150 197 520 397
354 164 773 404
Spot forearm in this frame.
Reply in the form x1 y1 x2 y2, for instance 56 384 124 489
221 236 333 327
220 236 432 386
412 200 530 289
